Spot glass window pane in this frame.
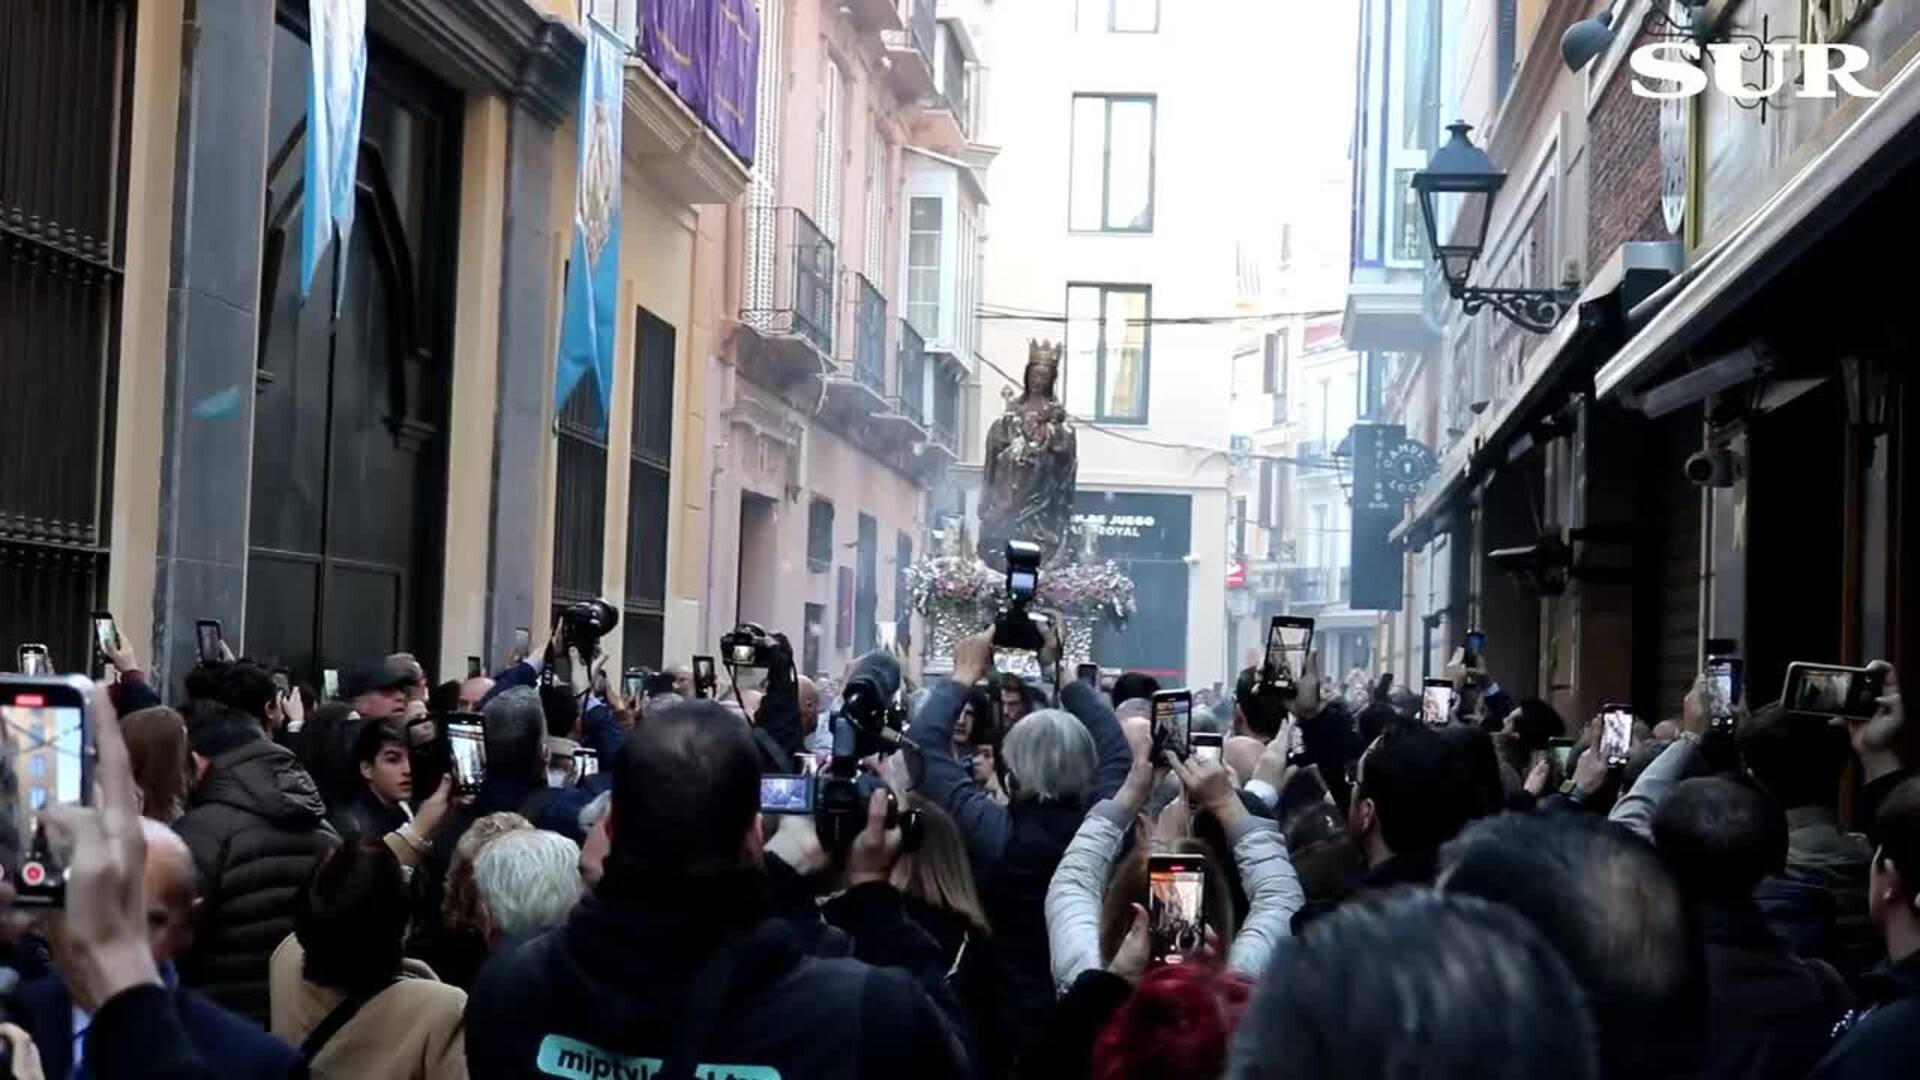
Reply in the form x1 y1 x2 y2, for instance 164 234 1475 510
1066 286 1101 402
1110 0 1158 31
1102 289 1149 421
1069 97 1106 230
1105 100 1155 230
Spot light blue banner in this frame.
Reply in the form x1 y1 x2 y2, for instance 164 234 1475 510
299 0 368 308
554 18 626 435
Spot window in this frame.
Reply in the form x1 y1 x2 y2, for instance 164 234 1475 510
552 375 608 608
894 531 914 644
807 498 835 571
29 787 46 812
865 126 887 281
1234 496 1247 558
907 196 943 339
1258 460 1277 526
1496 0 1518 102
855 514 878 654
803 603 826 676
28 756 45 780
1262 331 1289 394
623 309 676 670
816 58 846 245
1066 283 1151 423
1078 0 1159 32
1069 95 1156 232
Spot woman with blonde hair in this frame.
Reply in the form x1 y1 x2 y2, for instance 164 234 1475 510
123 706 191 823
425 811 530 989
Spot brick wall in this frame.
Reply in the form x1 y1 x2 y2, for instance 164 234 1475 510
1587 32 1671 271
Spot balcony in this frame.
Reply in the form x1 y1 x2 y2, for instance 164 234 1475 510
894 320 929 428
738 207 836 385
882 0 938 102
911 25 971 151
623 0 755 204
823 271 892 422
842 0 905 33
931 368 962 461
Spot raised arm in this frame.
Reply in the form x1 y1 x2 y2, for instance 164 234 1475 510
907 632 1012 870
1060 679 1131 804
1610 734 1699 842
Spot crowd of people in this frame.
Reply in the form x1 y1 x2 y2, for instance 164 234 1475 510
1 615 1916 1080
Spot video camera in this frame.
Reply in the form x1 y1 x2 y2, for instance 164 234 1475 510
991 540 1047 654
720 622 780 671
558 599 620 658
761 649 923 855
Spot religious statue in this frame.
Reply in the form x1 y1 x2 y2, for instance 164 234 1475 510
977 341 1078 569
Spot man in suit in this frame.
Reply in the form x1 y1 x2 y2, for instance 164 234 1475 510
18 819 304 1078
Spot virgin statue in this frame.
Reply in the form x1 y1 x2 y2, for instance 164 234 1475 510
977 341 1078 569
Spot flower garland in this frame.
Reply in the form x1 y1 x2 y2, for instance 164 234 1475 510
906 555 1136 625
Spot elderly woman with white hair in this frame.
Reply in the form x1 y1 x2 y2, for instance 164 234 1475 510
474 829 584 946
904 626 1131 1060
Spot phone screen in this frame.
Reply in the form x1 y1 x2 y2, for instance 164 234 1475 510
17 647 49 677
513 627 532 656
1192 732 1223 764
1076 663 1100 689
1706 657 1742 723
1785 664 1885 721
1421 680 1455 727
1266 618 1313 679
1149 857 1208 965
272 671 291 696
573 748 599 779
1152 692 1193 757
447 722 487 794
1549 738 1575 775
322 669 340 701
693 656 717 699
1601 707 1633 764
759 774 814 814
994 649 1039 682
1008 568 1038 599
194 620 221 664
92 615 120 659
1464 630 1485 661
1 678 93 906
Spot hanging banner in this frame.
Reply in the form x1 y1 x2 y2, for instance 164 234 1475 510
299 0 368 305
640 0 708 113
703 0 761 165
554 19 625 433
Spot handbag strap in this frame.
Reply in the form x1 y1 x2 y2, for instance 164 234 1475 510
300 980 396 1062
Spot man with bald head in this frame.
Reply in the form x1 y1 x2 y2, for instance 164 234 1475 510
20 820 304 1077
459 675 496 712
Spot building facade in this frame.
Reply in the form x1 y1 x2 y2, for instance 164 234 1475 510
963 0 1299 688
702 0 993 680
1348 0 1920 734
3 0 755 692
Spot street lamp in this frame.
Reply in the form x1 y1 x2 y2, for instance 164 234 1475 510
1411 121 1578 334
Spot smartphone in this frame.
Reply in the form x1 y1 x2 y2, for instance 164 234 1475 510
466 655 484 680
1464 629 1485 667
1548 736 1576 775
759 774 815 814
513 626 532 658
1265 616 1315 681
1600 704 1633 765
1705 637 1739 659
16 645 50 677
623 669 644 701
1076 662 1100 689
1148 853 1209 966
0 675 95 907
1152 689 1194 759
1705 655 1743 729
572 747 599 780
1192 730 1223 764
271 670 291 697
91 611 122 662
1782 663 1887 721
1421 678 1456 727
193 619 223 665
446 717 487 796
692 655 718 700
796 752 822 778
322 668 340 701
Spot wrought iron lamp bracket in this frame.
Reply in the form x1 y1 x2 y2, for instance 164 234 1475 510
1454 285 1582 335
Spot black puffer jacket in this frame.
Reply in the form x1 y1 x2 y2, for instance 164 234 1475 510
175 738 337 1022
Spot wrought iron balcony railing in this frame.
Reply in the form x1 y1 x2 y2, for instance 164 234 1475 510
896 319 927 426
742 206 836 358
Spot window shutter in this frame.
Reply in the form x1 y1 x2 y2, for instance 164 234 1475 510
816 59 844 245
865 126 887 281
745 0 784 314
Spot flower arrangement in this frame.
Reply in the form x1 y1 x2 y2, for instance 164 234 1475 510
906 555 1136 625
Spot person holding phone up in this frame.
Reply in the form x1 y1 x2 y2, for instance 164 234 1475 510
1043 724 1304 994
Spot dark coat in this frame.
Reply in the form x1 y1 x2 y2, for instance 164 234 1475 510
17 970 305 1079
463 870 969 1080
1808 950 1920 1080
1696 899 1853 1080
175 739 338 1022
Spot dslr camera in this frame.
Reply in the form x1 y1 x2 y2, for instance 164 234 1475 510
720 622 779 670
991 540 1047 653
558 599 620 658
814 650 922 854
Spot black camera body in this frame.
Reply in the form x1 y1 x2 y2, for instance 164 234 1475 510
815 712 924 854
560 599 620 657
991 540 1046 653
720 622 778 669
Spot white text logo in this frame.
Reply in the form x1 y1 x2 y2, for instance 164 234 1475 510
1629 43 1880 101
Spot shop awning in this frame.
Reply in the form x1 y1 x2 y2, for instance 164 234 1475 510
1387 242 1680 546
1594 49 1920 402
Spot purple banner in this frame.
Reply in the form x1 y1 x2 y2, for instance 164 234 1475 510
702 0 760 165
639 0 708 114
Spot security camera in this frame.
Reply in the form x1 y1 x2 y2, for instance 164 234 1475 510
1684 446 1740 488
